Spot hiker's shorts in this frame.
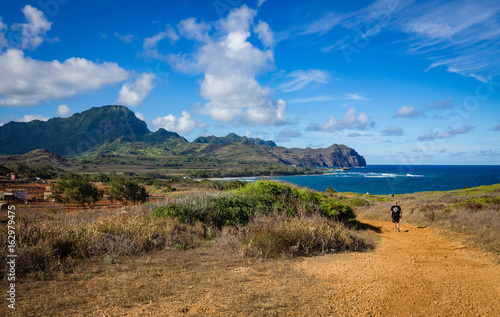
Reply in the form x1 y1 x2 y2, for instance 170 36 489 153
391 217 400 223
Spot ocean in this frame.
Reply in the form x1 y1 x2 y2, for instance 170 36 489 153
244 165 500 195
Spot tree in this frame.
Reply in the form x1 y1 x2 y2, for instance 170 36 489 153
108 176 149 205
52 173 103 208
90 172 110 184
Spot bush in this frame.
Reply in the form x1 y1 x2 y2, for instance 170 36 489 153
152 181 356 228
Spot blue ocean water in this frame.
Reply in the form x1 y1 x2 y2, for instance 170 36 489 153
250 165 500 195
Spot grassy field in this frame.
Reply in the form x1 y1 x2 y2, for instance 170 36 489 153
2 182 499 283
0 181 371 281
1 182 499 316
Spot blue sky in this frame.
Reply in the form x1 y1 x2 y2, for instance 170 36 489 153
0 0 499 165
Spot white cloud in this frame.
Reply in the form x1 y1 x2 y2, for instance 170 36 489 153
135 112 146 121
306 0 500 80
257 0 267 7
302 12 345 35
382 126 404 136
0 49 129 106
307 108 372 132
57 104 71 116
288 93 367 104
0 18 8 49
406 0 500 79
277 128 302 138
152 111 205 134
177 18 210 42
114 32 135 43
163 5 285 126
425 97 454 109
393 105 423 118
278 69 329 92
11 5 52 50
144 24 178 48
142 25 179 60
18 114 49 122
343 93 368 101
254 21 273 47
117 73 155 106
418 125 474 141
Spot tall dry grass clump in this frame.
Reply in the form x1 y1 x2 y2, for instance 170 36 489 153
236 215 371 258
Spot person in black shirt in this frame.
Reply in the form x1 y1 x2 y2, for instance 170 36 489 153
390 201 402 232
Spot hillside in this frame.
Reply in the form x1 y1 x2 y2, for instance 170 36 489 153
0 105 366 168
0 149 73 169
193 133 277 147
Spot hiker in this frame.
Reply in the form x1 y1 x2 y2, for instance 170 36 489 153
390 201 402 232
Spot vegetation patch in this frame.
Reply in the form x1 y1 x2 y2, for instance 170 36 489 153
237 215 371 258
152 181 356 227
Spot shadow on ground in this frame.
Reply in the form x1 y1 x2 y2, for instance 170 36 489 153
356 220 382 233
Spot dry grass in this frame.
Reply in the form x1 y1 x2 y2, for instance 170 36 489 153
235 215 372 258
0 206 209 280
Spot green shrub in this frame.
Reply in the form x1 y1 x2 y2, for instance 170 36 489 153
152 181 356 227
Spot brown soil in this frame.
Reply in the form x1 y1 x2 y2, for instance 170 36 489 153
6 218 500 316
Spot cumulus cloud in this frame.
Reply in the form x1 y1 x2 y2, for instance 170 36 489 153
142 25 179 60
18 114 49 122
417 125 474 141
382 126 404 136
177 18 210 42
149 5 285 126
393 105 424 118
117 73 155 106
278 69 329 92
253 21 273 47
0 49 129 106
57 104 71 116
306 108 372 132
152 111 205 134
11 5 52 50
135 112 146 121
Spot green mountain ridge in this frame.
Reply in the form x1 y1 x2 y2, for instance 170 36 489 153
0 105 366 168
193 133 277 147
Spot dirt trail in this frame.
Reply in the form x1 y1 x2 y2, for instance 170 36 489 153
10 217 500 316
297 218 500 316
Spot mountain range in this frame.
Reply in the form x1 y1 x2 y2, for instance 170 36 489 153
0 105 366 168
